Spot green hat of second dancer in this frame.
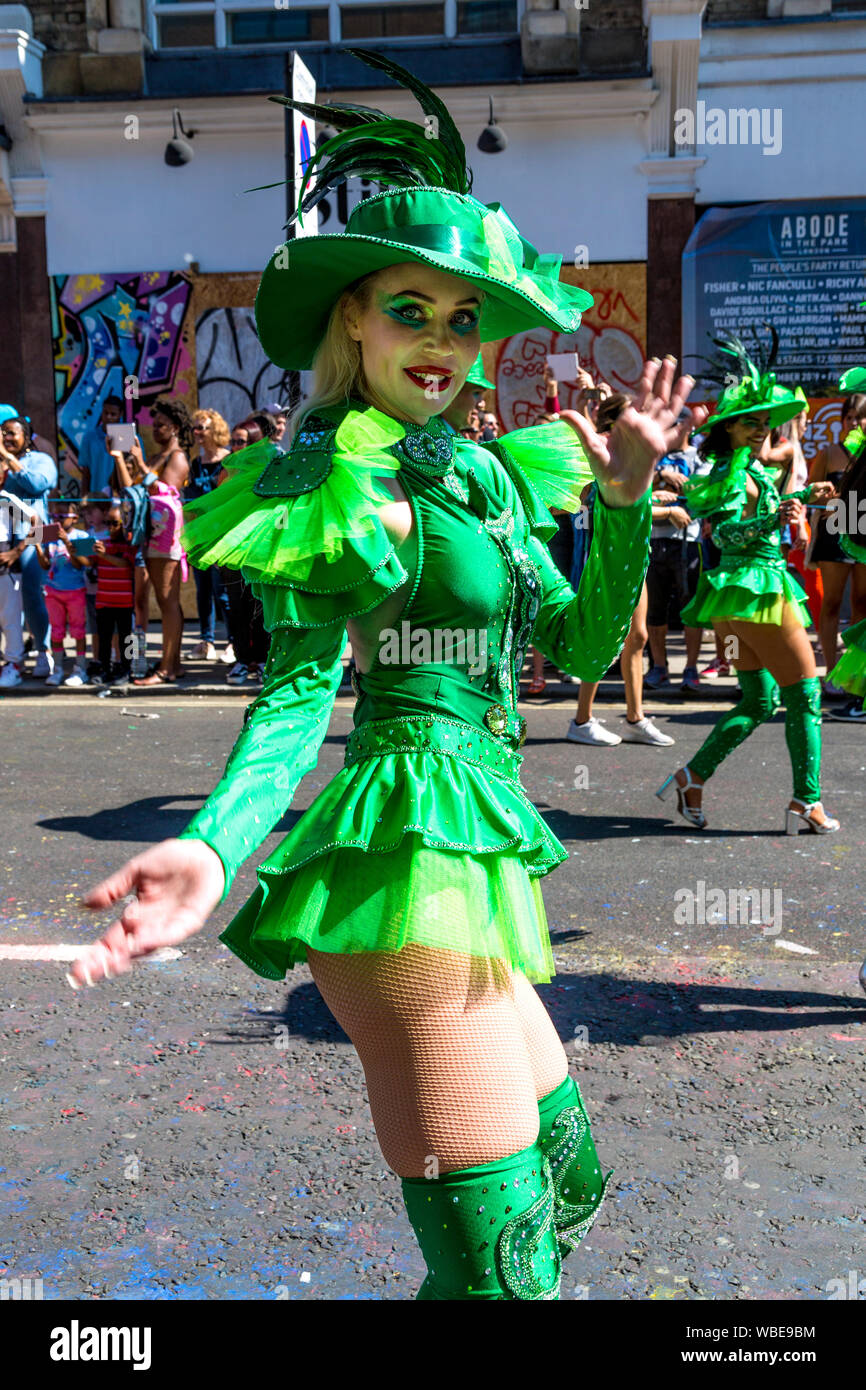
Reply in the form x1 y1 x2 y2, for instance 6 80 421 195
255 49 592 371
466 354 495 390
839 366 866 393
699 327 805 430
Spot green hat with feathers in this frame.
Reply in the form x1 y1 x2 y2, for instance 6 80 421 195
698 325 806 430
254 49 592 371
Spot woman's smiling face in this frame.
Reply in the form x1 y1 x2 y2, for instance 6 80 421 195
344 262 482 424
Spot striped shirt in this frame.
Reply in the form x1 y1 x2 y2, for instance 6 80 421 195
95 540 135 609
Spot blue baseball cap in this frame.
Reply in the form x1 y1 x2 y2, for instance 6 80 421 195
0 404 20 424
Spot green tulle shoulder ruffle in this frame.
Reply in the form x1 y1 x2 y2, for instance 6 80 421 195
482 419 594 539
181 409 410 614
683 445 753 522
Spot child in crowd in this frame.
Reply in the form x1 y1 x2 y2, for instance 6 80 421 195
34 500 91 687
82 498 111 670
92 504 136 684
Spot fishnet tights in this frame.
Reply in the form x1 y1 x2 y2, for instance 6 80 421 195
307 944 568 1178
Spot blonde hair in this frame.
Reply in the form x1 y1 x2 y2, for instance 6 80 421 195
287 278 376 444
193 407 230 449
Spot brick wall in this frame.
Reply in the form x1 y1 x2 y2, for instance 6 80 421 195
26 0 108 54
705 0 768 21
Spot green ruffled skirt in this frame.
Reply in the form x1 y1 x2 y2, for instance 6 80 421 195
680 559 810 629
219 749 567 984
830 617 866 695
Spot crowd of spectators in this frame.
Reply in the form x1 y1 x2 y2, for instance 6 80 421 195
1 374 864 731
0 397 289 690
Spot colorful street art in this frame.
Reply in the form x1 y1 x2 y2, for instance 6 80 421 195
51 272 194 456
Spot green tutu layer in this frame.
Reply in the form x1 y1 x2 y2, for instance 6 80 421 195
842 533 866 564
218 750 567 983
830 617 866 695
680 562 810 629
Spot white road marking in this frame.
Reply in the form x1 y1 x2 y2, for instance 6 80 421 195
0 944 183 962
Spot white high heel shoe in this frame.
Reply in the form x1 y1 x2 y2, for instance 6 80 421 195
656 767 706 829
785 800 840 835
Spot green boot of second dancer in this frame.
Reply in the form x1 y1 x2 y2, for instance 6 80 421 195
536 1073 613 1260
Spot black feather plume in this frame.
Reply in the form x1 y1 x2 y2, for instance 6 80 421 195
256 48 472 226
693 324 782 392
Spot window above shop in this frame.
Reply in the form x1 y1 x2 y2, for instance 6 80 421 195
149 0 521 49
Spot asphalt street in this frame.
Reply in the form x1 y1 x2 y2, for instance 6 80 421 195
1 682 864 1301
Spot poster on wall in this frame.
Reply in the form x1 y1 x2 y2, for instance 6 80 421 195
51 271 195 461
682 201 866 394
485 263 647 433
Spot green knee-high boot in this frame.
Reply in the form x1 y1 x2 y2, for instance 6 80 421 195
402 1143 562 1300
689 668 781 783
780 676 823 804
537 1074 613 1259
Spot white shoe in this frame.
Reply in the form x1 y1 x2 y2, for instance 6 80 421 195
656 767 707 830
566 717 622 746
32 651 54 678
63 665 89 687
45 667 64 687
785 800 840 835
0 662 23 688
226 662 249 685
620 716 675 746
219 644 236 665
191 641 218 660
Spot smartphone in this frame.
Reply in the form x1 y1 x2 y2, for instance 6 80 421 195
105 423 136 453
71 536 96 557
40 523 61 543
547 352 580 380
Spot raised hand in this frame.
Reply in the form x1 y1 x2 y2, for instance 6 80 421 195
559 357 708 508
66 839 225 988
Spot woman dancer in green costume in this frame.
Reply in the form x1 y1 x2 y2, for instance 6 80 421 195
826 366 866 724
657 331 838 834
68 53 705 1300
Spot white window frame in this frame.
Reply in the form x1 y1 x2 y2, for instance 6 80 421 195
148 0 523 50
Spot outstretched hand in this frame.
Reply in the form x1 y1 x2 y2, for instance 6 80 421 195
559 357 708 508
66 839 225 988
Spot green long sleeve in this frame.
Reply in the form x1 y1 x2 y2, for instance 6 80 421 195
530 488 651 681
178 620 346 900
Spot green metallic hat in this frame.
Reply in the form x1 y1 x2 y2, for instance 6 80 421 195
255 50 592 372
466 354 494 390
839 366 866 393
699 327 805 430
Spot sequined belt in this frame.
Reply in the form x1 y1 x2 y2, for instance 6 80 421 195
717 550 785 572
344 714 524 785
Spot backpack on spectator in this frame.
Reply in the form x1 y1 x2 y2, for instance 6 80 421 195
119 485 151 549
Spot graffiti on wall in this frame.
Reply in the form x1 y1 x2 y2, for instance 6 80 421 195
195 307 296 427
484 264 647 433
52 271 195 455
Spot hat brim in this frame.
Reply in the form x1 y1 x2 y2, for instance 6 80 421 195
705 397 805 431
256 235 592 371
